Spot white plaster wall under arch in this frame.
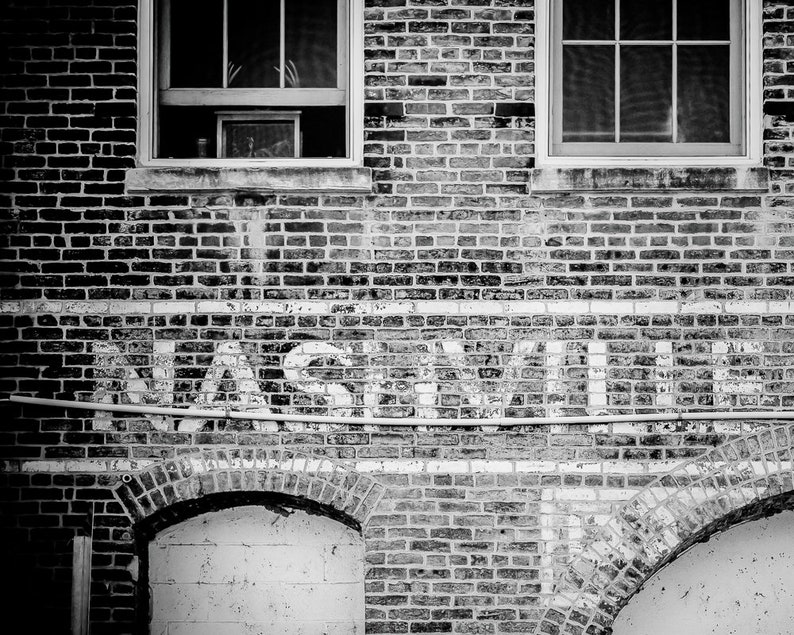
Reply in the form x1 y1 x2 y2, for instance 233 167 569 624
148 505 364 634
612 510 794 635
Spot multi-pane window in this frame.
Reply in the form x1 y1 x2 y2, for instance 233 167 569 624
139 0 360 164
547 0 751 159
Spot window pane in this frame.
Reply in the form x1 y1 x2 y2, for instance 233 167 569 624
678 45 731 142
158 106 219 158
227 0 281 87
285 0 338 88
677 0 731 40
562 45 615 142
562 0 615 40
620 0 672 40
620 46 672 142
168 0 223 88
300 107 347 157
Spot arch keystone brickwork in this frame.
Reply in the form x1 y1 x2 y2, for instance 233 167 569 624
536 423 794 635
113 448 386 527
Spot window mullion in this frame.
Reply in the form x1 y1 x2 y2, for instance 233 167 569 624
614 0 620 143
339 0 348 158
279 0 286 89
731 0 743 149
672 0 678 143
222 0 228 88
159 0 171 91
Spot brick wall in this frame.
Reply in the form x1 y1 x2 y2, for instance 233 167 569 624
1 1 794 634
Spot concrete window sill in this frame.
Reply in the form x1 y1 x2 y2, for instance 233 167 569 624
125 166 373 194
529 167 769 193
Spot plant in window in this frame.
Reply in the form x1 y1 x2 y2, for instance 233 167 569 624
274 60 301 88
227 61 243 86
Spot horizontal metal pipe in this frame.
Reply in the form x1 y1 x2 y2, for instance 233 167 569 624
7 394 794 427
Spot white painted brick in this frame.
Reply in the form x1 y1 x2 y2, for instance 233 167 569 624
557 462 602 474
19 459 159 473
655 341 675 409
768 301 794 313
11 298 794 319
611 422 652 434
587 341 608 410
515 461 557 473
587 342 608 356
597 489 640 501
712 421 747 434
547 301 589 315
196 301 241 313
680 301 722 314
646 460 690 473
159 301 197 314
109 301 152 314
290 301 331 314
461 301 503 314
342 301 414 315
599 461 649 474
63 301 109 314
470 460 514 473
30 301 63 313
426 460 469 473
556 489 597 501
590 301 634 314
356 460 424 473
725 300 768 314
241 301 278 313
504 301 547 314
415 300 459 314
634 301 679 314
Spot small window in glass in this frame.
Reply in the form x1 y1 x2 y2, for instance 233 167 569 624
148 0 351 161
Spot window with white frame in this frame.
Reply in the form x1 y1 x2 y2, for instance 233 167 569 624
537 0 761 164
138 0 362 165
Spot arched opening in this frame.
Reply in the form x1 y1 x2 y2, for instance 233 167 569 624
137 493 364 634
612 510 794 635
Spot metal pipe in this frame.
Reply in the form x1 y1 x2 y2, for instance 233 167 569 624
7 394 794 427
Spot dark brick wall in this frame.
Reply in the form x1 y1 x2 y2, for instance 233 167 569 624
1 1 793 634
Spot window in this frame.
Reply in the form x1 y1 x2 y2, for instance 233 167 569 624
536 0 761 165
137 0 363 166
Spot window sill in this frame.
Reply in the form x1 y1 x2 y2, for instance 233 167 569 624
125 166 373 194
528 167 769 193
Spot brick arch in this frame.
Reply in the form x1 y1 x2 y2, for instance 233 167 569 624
536 423 794 635
113 447 386 528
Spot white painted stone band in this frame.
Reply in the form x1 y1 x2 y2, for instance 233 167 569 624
1 299 792 316
3 458 787 477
